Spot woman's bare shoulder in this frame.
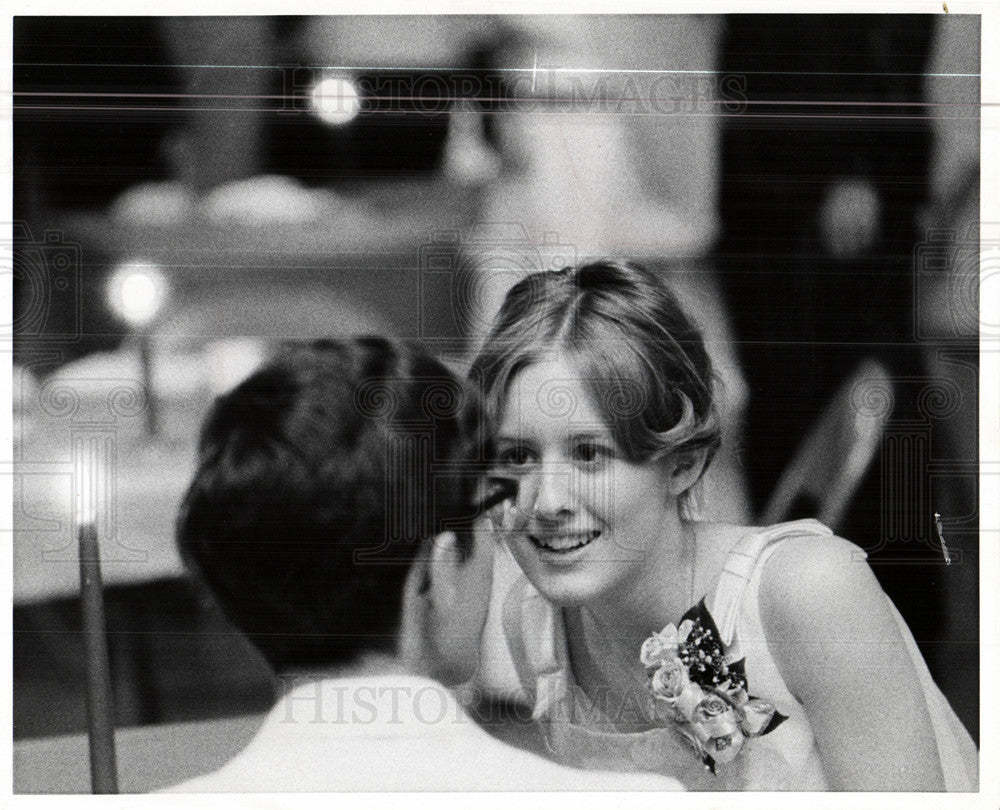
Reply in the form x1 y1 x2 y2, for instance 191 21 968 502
760 531 871 600
755 531 897 658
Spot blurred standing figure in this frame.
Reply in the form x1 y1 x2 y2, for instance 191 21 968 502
470 16 750 523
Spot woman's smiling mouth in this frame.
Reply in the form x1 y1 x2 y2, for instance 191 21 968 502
528 530 602 553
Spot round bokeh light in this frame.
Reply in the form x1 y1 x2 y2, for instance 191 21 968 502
309 75 362 126
107 262 169 327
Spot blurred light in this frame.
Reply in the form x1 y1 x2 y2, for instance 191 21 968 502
309 75 361 126
819 178 882 261
107 262 169 327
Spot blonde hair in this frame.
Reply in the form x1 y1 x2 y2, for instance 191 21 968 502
469 260 720 512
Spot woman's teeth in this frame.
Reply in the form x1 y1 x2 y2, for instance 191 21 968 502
529 530 601 552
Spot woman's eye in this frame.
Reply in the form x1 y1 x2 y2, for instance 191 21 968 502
573 442 611 465
498 445 535 468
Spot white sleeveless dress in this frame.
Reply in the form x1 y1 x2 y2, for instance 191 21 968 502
501 519 978 791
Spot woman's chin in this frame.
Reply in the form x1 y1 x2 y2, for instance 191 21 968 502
523 569 610 609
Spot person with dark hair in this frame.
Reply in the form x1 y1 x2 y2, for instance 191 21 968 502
471 261 977 791
165 337 680 792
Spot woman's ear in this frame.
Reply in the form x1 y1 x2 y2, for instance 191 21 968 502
665 446 710 496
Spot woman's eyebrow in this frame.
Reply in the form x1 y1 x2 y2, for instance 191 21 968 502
569 431 613 441
494 431 613 443
496 434 529 444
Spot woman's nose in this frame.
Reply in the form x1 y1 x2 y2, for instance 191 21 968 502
525 462 574 519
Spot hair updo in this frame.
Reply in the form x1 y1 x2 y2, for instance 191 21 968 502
468 260 721 506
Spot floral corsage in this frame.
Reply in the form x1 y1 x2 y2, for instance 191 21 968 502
641 598 787 773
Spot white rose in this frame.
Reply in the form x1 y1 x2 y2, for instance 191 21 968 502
650 657 690 701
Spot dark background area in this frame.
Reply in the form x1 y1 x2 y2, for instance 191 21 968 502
716 15 977 743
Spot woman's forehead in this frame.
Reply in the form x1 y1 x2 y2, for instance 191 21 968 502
497 356 613 432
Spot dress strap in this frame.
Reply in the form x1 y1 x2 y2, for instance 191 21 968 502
709 519 835 646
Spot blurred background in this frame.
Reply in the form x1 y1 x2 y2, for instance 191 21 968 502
11 13 980 788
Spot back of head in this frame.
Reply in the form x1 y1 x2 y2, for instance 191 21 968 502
469 260 720 507
177 338 490 672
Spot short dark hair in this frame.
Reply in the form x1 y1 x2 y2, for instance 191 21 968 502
177 338 492 671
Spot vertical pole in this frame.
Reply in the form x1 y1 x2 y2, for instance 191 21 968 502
77 436 119 794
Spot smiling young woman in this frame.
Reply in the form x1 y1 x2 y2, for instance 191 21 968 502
468 260 977 791
494 354 695 620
